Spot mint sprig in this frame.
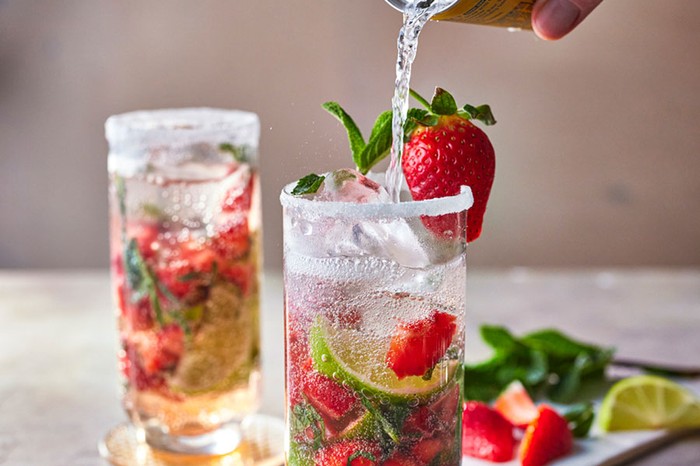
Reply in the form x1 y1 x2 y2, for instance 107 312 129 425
463 325 615 404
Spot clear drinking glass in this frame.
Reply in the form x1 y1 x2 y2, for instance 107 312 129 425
281 180 472 465
105 108 261 455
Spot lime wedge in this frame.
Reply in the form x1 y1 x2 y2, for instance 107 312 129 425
170 283 257 394
309 317 457 403
598 375 700 431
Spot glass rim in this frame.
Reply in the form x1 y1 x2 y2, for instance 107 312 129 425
105 107 259 145
279 182 473 219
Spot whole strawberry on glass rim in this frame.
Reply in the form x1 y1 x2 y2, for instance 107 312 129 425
320 86 496 242
401 87 496 242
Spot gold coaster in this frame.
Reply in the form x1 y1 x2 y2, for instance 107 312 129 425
99 415 285 466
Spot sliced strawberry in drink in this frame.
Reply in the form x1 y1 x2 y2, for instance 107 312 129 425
382 454 421 466
221 172 254 214
519 405 573 466
120 341 165 391
412 436 444 464
286 322 312 406
122 295 154 331
386 310 457 379
126 220 160 260
313 440 381 466
404 384 460 435
212 217 250 262
494 380 539 429
140 324 185 375
462 401 515 463
302 371 364 437
220 261 256 296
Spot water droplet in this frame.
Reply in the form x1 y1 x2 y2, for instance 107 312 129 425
321 354 329 362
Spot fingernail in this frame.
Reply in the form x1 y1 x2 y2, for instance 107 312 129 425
534 0 581 40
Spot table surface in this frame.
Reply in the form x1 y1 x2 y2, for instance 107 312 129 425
1 268 699 466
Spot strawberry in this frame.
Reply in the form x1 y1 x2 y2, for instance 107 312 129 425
385 310 457 379
382 454 420 466
302 371 363 437
140 324 185 375
211 217 250 262
494 380 539 429
401 88 495 242
320 89 495 242
519 405 573 466
462 401 515 463
221 170 255 214
404 384 460 435
411 437 444 464
313 440 381 466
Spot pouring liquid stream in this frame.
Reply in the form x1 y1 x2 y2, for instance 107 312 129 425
386 0 454 202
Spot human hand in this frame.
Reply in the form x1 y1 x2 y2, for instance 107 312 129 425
532 0 604 40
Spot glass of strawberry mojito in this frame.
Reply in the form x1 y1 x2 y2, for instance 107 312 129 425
105 108 261 455
281 170 472 465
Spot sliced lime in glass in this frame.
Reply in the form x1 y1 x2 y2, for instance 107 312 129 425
309 317 457 404
170 283 257 395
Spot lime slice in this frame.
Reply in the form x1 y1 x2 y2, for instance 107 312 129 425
170 283 258 394
309 318 457 403
598 375 700 431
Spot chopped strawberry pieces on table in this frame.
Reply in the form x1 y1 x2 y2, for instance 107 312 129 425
494 381 539 429
462 401 515 463
519 405 573 466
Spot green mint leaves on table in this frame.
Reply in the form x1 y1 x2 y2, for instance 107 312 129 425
463 325 615 405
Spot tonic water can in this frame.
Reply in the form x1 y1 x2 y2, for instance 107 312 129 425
387 0 535 30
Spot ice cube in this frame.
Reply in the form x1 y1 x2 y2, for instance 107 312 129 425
313 169 391 204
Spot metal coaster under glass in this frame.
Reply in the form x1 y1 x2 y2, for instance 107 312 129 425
99 415 284 466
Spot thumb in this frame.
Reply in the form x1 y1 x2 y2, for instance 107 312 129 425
532 0 604 40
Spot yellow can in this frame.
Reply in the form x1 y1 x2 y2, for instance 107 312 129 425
433 0 535 29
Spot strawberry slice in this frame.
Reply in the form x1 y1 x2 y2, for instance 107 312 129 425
386 310 457 379
140 324 185 375
519 405 573 466
412 436 444 464
302 371 363 437
313 440 381 466
382 454 420 466
404 384 460 435
221 171 254 214
462 401 515 463
494 380 539 429
211 217 250 262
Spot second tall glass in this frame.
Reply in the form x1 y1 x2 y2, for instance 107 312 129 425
105 108 261 455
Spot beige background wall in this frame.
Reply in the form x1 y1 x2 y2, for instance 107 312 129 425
1 0 698 270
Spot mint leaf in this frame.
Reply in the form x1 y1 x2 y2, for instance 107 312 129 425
322 102 366 168
358 111 392 174
430 88 458 115
460 104 496 126
219 142 250 162
564 402 595 438
292 173 325 195
291 402 324 449
521 329 601 358
480 325 522 354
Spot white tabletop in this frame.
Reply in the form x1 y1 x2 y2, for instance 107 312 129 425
0 268 699 465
